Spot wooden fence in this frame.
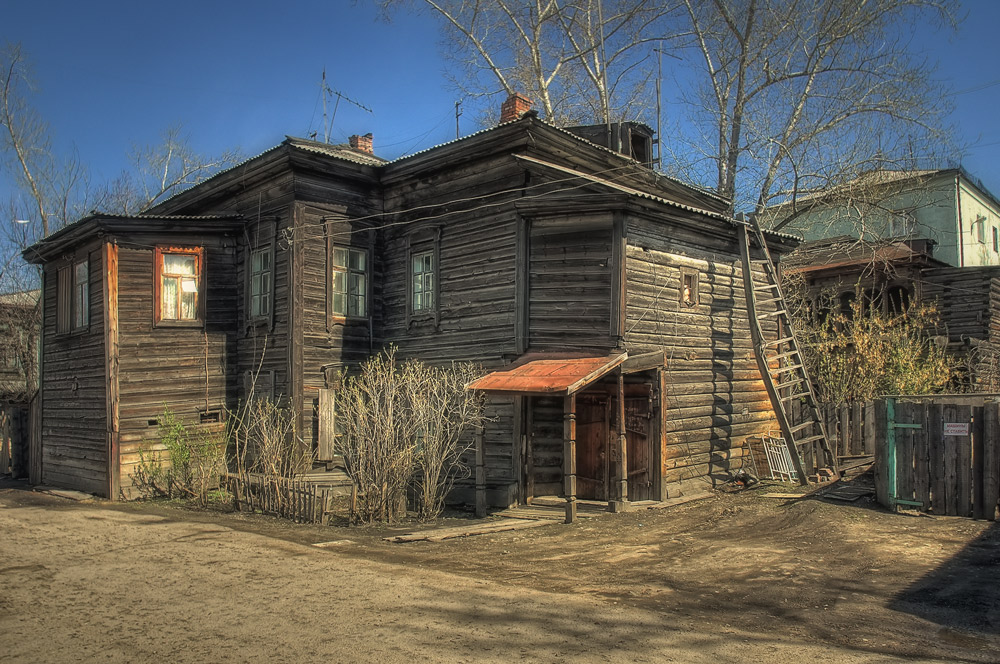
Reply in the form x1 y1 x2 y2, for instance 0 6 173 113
872 396 1000 520
784 401 875 476
0 402 30 478
224 472 333 524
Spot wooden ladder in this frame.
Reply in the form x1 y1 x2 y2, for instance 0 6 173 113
738 218 839 485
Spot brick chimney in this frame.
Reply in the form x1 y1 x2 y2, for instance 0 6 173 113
349 133 374 154
500 93 533 123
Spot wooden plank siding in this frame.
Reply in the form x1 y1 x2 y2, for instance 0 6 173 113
40 242 107 495
624 214 782 496
114 238 238 495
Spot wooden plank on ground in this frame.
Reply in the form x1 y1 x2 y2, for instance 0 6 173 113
385 518 560 543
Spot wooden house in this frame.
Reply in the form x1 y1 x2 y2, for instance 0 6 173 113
23 99 798 506
783 235 1000 389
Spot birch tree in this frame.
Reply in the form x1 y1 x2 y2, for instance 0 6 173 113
672 0 959 216
377 0 673 125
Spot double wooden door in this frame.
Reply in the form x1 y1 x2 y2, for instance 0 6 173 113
575 394 653 501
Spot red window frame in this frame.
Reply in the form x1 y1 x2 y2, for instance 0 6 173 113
154 246 205 326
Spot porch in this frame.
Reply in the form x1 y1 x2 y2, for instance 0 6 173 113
468 350 668 522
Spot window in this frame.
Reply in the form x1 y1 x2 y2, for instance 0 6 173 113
405 227 441 328
993 227 998 253
155 247 203 324
73 260 89 328
56 259 89 333
680 269 699 307
888 213 915 238
249 247 272 319
330 246 367 318
411 250 435 312
974 215 987 244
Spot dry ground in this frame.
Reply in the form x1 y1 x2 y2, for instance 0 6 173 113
0 475 997 663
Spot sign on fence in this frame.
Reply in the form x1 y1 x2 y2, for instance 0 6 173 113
943 422 970 436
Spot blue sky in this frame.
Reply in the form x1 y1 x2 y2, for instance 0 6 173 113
3 0 1000 210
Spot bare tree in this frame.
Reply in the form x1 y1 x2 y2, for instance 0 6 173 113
671 0 959 216
376 0 672 126
96 126 243 215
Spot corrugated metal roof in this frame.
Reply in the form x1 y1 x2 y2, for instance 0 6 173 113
285 136 388 167
467 353 627 395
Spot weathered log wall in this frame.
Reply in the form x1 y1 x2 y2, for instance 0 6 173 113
115 238 237 494
39 242 107 494
624 214 781 495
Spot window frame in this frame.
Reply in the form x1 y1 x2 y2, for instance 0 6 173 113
680 268 699 307
328 245 369 324
974 215 987 244
405 227 441 329
154 246 205 327
247 244 275 328
55 256 90 335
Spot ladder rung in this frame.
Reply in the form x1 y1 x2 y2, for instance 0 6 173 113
759 309 788 319
789 420 815 435
775 377 805 390
758 297 784 306
780 391 811 402
768 349 801 363
766 336 796 347
770 363 804 376
794 434 827 447
754 283 780 291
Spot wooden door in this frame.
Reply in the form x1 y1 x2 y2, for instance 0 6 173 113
624 397 653 501
576 396 609 500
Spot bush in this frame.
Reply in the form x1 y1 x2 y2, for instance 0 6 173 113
131 407 226 506
335 347 487 523
793 288 954 404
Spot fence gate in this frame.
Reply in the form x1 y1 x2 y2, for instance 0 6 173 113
875 397 1000 520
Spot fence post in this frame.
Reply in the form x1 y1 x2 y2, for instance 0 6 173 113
886 398 897 510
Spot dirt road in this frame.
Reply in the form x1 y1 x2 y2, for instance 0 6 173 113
0 480 997 663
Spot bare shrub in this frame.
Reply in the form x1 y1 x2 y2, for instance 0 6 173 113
407 361 488 519
130 407 225 506
229 397 299 479
335 348 487 523
335 348 419 523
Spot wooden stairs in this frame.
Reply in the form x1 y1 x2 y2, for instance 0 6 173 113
739 218 839 485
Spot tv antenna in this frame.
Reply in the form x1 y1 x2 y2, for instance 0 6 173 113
320 69 373 144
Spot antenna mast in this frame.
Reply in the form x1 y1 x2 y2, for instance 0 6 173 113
319 70 373 144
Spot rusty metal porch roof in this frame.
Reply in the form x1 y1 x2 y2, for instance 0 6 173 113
467 353 628 395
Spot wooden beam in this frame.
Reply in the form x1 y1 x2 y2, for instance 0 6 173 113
103 241 120 500
610 371 629 511
563 394 577 524
621 349 666 374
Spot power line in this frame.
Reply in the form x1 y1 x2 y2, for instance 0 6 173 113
286 161 658 244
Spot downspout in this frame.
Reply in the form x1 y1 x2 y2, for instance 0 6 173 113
957 173 965 267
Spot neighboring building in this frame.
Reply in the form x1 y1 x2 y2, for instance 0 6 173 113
0 289 39 479
783 236 1000 389
767 168 1000 268
23 98 798 505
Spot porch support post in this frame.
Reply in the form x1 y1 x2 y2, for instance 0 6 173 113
563 394 577 524
610 370 629 512
475 425 486 517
